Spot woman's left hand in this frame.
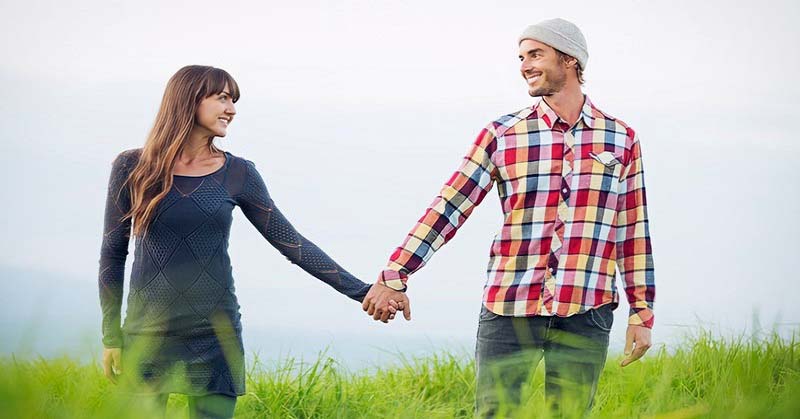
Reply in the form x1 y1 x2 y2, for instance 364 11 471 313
102 347 123 383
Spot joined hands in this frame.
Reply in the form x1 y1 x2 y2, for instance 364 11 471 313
362 281 411 323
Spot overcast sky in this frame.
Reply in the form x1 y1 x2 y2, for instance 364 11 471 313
1 0 798 364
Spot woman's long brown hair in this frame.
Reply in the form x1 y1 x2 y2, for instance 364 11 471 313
123 65 240 237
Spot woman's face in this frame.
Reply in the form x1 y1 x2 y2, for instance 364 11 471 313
194 83 236 138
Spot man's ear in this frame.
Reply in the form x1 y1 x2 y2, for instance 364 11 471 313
565 56 578 69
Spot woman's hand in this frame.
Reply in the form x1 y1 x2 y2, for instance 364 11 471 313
102 347 123 383
363 282 412 323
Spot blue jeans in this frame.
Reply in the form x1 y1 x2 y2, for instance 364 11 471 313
475 304 614 418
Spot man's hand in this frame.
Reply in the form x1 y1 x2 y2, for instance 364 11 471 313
362 282 412 323
620 325 652 367
102 347 123 383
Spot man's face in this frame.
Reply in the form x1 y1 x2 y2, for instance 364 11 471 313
518 39 568 97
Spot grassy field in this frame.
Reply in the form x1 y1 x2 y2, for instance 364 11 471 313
0 332 797 418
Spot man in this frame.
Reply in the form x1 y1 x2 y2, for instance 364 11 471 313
363 18 655 416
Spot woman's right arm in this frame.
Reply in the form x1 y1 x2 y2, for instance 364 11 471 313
234 159 372 302
98 150 138 349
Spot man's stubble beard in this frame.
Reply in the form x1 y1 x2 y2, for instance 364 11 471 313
528 68 567 97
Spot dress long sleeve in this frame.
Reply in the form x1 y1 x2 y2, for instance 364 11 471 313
98 150 138 348
234 160 371 302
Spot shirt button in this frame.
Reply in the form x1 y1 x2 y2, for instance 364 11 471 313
549 268 555 273
562 188 568 193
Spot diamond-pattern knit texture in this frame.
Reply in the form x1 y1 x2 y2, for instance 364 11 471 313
98 149 371 396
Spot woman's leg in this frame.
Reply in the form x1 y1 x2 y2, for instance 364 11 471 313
187 394 237 419
124 392 169 418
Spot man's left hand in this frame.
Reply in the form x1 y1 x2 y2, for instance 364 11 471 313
620 325 651 367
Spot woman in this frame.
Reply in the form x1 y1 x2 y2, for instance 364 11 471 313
98 65 402 418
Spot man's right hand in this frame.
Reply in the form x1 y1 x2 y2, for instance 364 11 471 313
102 347 122 383
362 281 412 323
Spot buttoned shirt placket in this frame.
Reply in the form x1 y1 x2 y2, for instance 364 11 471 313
540 118 577 315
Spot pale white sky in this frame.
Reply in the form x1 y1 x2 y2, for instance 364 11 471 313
1 0 799 363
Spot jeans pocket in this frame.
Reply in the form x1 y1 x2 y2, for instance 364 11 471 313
479 305 501 322
588 305 614 332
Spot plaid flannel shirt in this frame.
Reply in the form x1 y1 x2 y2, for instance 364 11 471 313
380 96 655 328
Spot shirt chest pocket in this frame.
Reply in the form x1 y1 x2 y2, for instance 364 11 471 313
577 151 624 194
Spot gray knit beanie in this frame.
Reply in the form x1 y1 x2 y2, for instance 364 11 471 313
518 18 588 70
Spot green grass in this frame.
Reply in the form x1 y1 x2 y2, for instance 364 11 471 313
0 332 797 418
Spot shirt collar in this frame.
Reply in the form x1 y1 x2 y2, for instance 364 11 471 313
580 95 597 129
534 97 560 129
533 94 597 130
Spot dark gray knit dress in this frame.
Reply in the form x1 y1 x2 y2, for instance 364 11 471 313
98 148 370 396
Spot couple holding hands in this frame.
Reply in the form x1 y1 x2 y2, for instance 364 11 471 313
99 18 655 418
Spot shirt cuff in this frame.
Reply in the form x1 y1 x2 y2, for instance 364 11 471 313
379 269 408 291
102 331 123 348
628 307 654 329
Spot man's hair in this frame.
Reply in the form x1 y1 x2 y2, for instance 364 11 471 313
555 50 585 84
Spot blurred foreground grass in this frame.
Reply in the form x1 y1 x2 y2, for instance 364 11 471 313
0 332 797 418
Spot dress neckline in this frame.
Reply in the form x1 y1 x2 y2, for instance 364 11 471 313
173 151 229 178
